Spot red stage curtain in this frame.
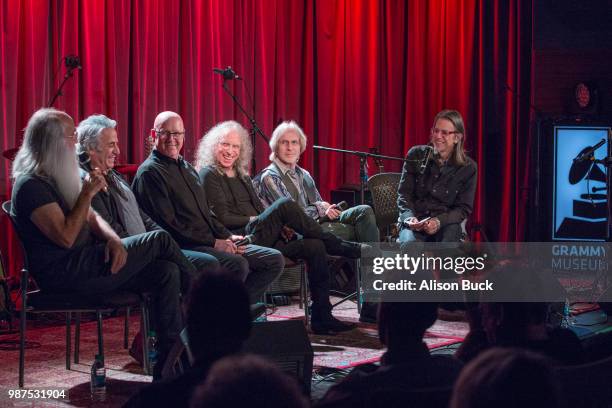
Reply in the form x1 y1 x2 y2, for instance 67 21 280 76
0 0 531 280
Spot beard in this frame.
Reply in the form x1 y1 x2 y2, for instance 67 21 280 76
45 146 82 209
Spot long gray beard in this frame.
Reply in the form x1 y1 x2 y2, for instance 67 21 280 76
46 149 82 209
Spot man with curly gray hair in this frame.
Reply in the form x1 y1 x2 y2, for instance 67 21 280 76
197 120 364 334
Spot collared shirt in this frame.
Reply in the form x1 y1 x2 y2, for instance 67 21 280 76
254 162 326 219
273 159 309 208
132 150 231 248
397 145 477 227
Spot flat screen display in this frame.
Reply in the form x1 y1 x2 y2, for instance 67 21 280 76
553 126 610 241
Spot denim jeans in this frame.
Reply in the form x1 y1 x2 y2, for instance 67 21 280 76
322 204 379 243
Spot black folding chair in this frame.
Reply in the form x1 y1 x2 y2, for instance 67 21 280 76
2 200 152 386
367 172 402 241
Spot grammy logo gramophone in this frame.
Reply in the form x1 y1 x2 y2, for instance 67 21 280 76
556 145 608 239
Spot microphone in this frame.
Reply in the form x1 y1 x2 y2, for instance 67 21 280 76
419 146 433 174
64 55 82 70
573 138 606 163
213 66 241 80
319 201 349 223
234 234 255 246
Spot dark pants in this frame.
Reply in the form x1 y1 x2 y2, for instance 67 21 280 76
67 230 186 352
181 249 222 291
245 198 360 320
246 197 361 258
280 239 333 320
186 244 284 303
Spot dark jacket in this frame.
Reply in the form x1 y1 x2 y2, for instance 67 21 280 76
253 162 324 219
199 166 264 234
132 150 231 248
78 155 160 237
397 145 477 227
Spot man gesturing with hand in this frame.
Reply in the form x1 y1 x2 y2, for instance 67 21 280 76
11 108 185 378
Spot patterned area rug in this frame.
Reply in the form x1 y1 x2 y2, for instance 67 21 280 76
268 299 468 369
0 299 468 407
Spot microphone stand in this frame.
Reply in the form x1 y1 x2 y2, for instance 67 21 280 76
48 64 79 107
221 79 269 174
312 145 421 313
312 145 410 205
312 146 416 312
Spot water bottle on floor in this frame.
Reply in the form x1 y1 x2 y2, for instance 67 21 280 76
148 331 159 373
90 354 106 402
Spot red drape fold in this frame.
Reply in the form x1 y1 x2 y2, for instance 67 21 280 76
0 0 531 280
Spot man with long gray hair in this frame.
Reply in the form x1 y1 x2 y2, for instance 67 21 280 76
10 108 188 379
253 121 379 245
196 120 364 334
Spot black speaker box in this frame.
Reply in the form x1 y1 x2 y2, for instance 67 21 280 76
242 320 313 394
331 184 373 208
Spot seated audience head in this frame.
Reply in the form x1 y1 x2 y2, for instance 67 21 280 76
12 108 81 208
76 114 119 172
151 111 185 160
268 121 307 165
450 347 561 408
195 120 252 176
481 302 548 345
377 302 438 349
190 354 308 408
185 270 252 363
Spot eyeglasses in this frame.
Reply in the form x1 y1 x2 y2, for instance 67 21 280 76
431 128 459 137
155 130 185 139
65 130 78 140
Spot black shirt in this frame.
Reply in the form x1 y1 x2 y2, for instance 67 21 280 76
131 150 231 248
199 166 264 233
397 145 477 227
226 177 259 217
10 174 95 289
